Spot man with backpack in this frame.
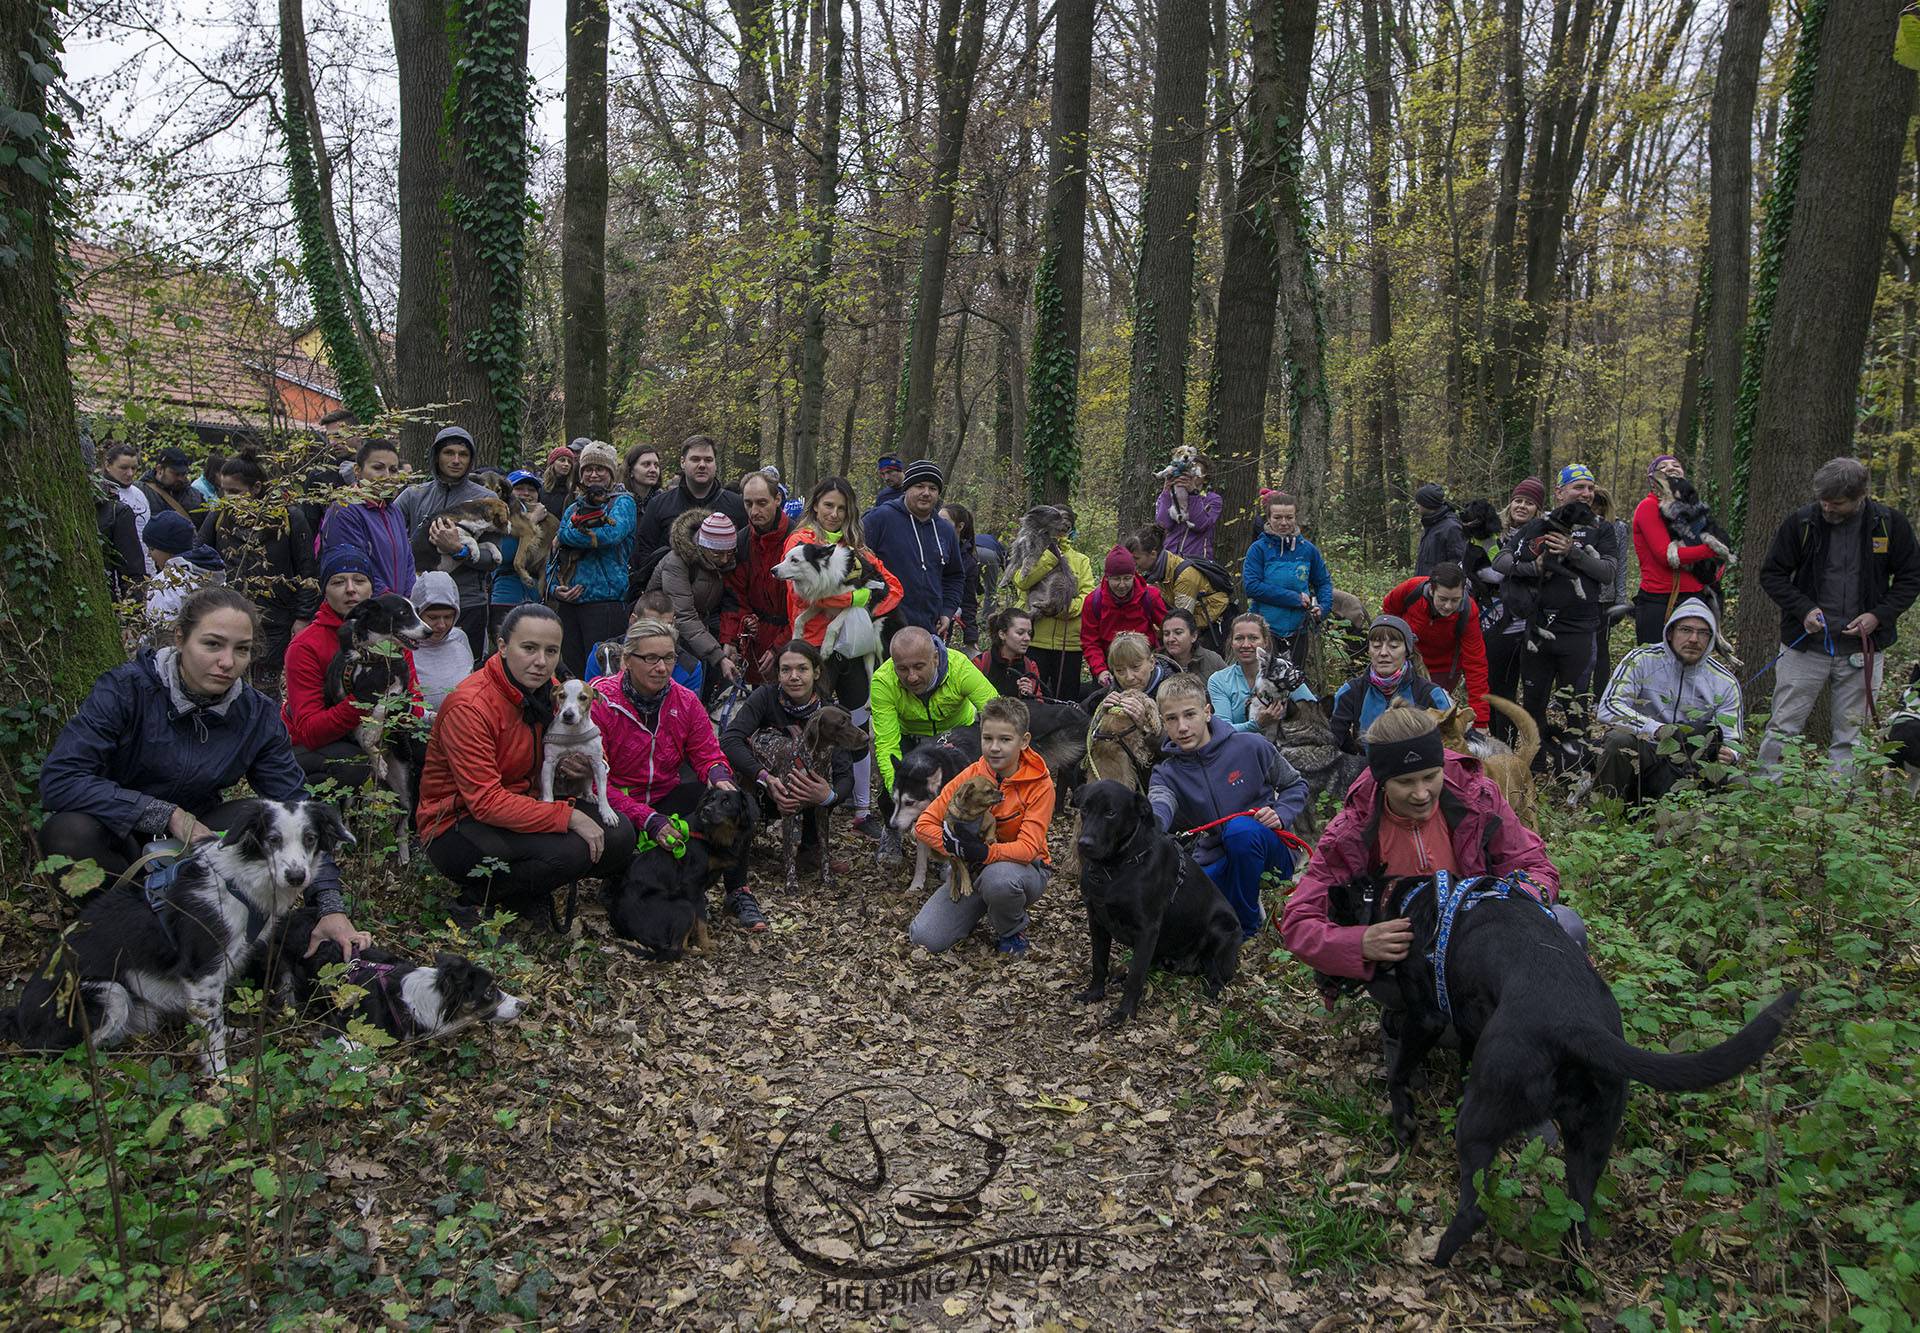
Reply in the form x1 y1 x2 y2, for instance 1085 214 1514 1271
1126 525 1233 654
1243 492 1333 664
1379 562 1490 727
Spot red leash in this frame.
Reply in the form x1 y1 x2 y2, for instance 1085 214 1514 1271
1176 810 1312 859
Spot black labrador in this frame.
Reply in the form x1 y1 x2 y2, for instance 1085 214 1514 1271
1070 781 1242 1026
1325 874 1798 1265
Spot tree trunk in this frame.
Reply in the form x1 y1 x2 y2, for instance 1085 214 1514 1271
0 2 124 861
1273 0 1329 530
1025 0 1096 506
1731 0 1915 680
730 0 775 474
562 0 610 444
899 0 989 462
1478 0 1526 471
389 0 453 464
279 0 390 423
791 0 843 493
1702 0 1768 510
1120 0 1210 533
1359 0 1403 557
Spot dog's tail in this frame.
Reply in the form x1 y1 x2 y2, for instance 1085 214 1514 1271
1485 694 1539 769
1572 991 1798 1091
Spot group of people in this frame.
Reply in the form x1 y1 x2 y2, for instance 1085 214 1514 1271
55 433 1918 975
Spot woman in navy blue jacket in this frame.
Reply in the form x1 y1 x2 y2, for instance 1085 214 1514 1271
37 587 368 956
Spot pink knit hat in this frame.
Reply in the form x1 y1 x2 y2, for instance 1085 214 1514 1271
696 512 738 551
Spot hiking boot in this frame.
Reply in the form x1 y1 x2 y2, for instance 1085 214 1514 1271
797 843 851 875
849 813 883 841
995 931 1030 957
726 888 769 933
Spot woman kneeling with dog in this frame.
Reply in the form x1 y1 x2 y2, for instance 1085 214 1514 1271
417 604 637 929
590 617 764 931
282 545 422 786
1280 702 1583 997
38 587 369 957
720 640 858 875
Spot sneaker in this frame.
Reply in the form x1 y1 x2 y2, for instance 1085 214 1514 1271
726 888 769 933
995 931 1029 957
849 813 883 842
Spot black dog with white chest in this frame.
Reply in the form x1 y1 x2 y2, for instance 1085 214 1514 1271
1325 872 1798 1265
322 594 430 816
1071 780 1241 1026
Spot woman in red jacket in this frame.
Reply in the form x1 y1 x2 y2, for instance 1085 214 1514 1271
417 604 636 928
281 546 422 786
1079 546 1167 696
1631 454 1724 644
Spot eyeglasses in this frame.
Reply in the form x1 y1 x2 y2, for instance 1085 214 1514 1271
628 652 675 666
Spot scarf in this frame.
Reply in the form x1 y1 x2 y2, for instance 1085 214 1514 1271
1368 666 1407 697
621 674 667 728
778 691 823 724
509 671 555 728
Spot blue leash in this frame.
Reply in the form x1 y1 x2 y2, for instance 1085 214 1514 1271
1740 628 1816 693
1397 871 1556 1020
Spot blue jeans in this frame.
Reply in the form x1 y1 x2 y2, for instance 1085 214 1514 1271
1202 817 1294 938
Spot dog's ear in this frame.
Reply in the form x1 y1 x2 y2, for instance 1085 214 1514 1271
310 802 355 852
221 800 276 853
1126 785 1153 825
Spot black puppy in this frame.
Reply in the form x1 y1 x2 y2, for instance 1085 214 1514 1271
322 594 430 828
605 844 708 961
1070 780 1242 1026
1325 874 1797 1265
1586 721 1727 806
685 784 758 903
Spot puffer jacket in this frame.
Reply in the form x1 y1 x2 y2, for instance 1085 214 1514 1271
552 488 638 604
869 645 1000 791
589 673 732 829
281 602 420 752
417 654 571 843
1416 505 1468 575
1152 550 1230 632
913 748 1057 867
1009 546 1097 653
1281 752 1559 994
1243 530 1333 638
1079 581 1168 679
1147 718 1308 862
1597 598 1745 759
649 508 734 670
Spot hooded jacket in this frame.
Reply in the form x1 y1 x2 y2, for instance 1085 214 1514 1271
778 520 906 649
40 647 344 915
1758 498 1920 652
632 475 749 587
719 684 856 809
320 497 414 600
553 487 638 604
394 433 501 609
1328 617 1454 752
409 570 476 711
1156 486 1223 560
1079 580 1168 678
1379 576 1490 726
913 748 1057 867
1009 545 1098 653
1147 718 1308 864
648 508 734 670
198 505 319 628
869 644 1000 791
1281 752 1558 994
721 510 794 676
1244 530 1333 638
1415 504 1468 575
281 601 421 752
1597 598 1745 758
862 498 966 632
417 654 572 843
589 673 732 828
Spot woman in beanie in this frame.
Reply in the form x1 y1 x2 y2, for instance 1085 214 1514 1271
1281 701 1580 1002
1328 615 1454 753
647 507 742 692
281 545 421 784
550 440 638 678
1078 545 1167 695
540 441 579 514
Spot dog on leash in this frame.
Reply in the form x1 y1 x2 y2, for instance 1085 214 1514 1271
268 906 524 1043
1086 691 1161 791
538 678 616 824
1433 694 1540 824
771 542 889 671
1071 781 1241 1026
1324 873 1798 1265
888 734 981 892
927 773 1003 901
1004 506 1082 620
2 801 352 1074
748 705 870 893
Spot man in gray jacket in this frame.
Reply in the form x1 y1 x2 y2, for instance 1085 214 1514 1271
1591 597 1743 800
396 425 502 655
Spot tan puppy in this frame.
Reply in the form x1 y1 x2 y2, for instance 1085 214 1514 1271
1088 690 1162 792
1431 694 1540 825
935 774 1004 901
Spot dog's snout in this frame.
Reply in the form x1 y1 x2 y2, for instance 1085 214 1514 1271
282 866 308 888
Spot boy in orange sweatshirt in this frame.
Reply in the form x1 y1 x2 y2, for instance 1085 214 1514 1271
911 697 1055 956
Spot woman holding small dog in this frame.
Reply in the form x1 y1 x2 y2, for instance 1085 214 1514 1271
282 546 423 785
1209 613 1314 733
1280 703 1580 1002
781 477 906 709
720 640 857 876
418 604 637 929
550 441 639 680
39 586 369 957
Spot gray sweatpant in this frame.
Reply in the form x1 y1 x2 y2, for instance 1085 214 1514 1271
909 860 1050 952
1758 646 1885 771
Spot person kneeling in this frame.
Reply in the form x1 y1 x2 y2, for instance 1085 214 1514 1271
909 698 1056 956
1590 597 1743 804
1149 672 1308 940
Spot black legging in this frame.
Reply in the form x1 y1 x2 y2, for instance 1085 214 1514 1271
39 799 261 889
1633 590 1672 645
425 798 637 914
557 600 630 680
1522 626 1597 761
1031 647 1083 701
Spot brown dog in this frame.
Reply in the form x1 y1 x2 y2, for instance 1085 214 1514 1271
510 501 561 589
748 706 871 894
1087 691 1162 792
934 774 1003 901
430 497 513 574
1432 693 1540 825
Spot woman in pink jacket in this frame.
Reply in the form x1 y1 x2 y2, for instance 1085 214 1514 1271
1280 703 1582 1008
589 617 762 931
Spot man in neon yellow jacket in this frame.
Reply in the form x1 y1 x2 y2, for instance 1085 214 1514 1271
871 627 1000 794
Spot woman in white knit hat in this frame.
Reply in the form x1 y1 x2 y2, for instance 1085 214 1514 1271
550 439 639 677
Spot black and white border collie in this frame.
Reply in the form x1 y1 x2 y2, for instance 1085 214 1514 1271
2 800 352 1074
323 594 429 851
771 542 888 670
269 908 526 1044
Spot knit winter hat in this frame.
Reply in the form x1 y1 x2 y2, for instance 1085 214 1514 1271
696 512 738 551
1415 483 1446 509
1558 462 1596 489
901 459 944 492
1103 546 1137 577
320 545 375 585
547 443 576 463
144 511 196 555
1511 477 1546 506
577 440 620 476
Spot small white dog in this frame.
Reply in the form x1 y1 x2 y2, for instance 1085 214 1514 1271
539 679 616 823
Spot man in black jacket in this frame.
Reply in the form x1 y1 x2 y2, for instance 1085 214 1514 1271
630 433 749 590
1504 463 1618 742
1414 482 1467 576
1757 456 1920 771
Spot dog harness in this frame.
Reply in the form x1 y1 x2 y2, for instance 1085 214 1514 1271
342 957 418 1040
1396 871 1555 1020
137 852 270 954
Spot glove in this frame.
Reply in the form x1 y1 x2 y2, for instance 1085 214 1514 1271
850 587 871 608
943 825 990 872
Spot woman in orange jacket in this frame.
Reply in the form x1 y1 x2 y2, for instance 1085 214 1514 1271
781 476 905 709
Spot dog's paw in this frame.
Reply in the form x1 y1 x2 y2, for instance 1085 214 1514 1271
1102 1007 1132 1029
1074 985 1107 1004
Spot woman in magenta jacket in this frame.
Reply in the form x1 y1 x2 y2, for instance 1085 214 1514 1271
589 616 765 931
